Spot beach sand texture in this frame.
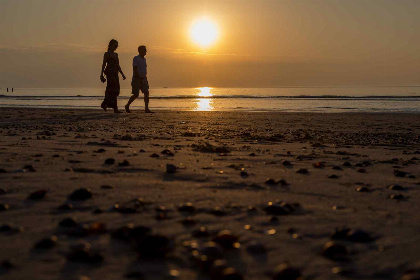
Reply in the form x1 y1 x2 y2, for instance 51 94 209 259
0 108 419 280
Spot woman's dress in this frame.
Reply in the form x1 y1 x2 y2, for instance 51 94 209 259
102 52 120 110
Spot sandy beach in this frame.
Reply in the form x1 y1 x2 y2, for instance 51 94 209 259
0 108 419 280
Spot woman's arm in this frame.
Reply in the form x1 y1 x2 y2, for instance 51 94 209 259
100 52 108 77
116 54 126 80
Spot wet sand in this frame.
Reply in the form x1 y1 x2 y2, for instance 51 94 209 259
0 108 419 280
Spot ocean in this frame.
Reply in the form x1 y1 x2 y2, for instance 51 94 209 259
0 86 419 112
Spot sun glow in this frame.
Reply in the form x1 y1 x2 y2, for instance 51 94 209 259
190 18 219 47
195 87 214 111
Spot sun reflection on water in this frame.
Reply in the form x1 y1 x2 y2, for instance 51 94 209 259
195 87 214 111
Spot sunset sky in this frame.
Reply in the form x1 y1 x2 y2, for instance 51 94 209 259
1 0 419 88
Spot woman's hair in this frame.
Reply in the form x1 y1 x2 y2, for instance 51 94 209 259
107 39 118 52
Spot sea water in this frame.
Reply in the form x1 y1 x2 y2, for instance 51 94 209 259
0 87 419 112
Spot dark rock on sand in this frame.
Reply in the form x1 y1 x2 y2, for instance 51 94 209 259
68 188 92 200
322 241 348 261
328 174 340 179
104 158 115 165
388 184 406 191
394 170 409 177
389 194 406 200
264 202 290 216
28 189 47 200
343 162 352 167
134 234 173 258
272 263 302 280
161 149 174 156
212 230 239 249
296 168 308 174
58 203 73 210
209 207 226 216
265 178 277 185
192 227 210 238
313 162 325 168
0 203 10 211
166 164 177 173
118 160 130 167
180 217 197 226
66 243 104 263
240 171 249 178
0 224 23 234
112 224 152 242
246 241 267 255
282 160 292 166
100 185 114 190
150 153 160 158
59 217 78 228
346 229 374 243
34 236 58 249
356 186 370 193
23 165 36 172
178 202 196 213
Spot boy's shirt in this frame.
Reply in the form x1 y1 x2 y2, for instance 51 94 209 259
133 55 147 78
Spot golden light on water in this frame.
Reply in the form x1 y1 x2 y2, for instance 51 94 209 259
190 18 219 47
195 87 214 111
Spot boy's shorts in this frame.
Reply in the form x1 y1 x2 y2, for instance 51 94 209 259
131 77 149 95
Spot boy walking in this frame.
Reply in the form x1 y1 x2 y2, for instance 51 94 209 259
125 45 152 113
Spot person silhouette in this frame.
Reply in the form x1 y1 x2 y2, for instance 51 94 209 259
7 88 8 92
11 88 13 93
125 45 152 113
100 39 126 113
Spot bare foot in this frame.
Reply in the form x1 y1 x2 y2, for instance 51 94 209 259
101 104 107 112
125 104 131 113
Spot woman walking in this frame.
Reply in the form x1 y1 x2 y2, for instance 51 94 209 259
100 39 126 113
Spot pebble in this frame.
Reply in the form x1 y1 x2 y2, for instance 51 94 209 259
118 160 130 167
0 203 10 211
343 162 352 167
0 224 23 234
322 241 348 260
100 185 114 190
394 170 408 177
240 171 249 178
134 234 173 258
296 168 308 174
58 203 73 210
68 188 92 200
192 227 210 238
104 158 115 165
178 202 196 213
59 217 78 227
265 178 277 185
246 241 267 255
357 168 366 173
112 224 152 242
388 184 406 191
34 236 58 249
346 229 374 243
328 174 339 179
264 202 290 216
282 160 292 166
313 162 325 168
66 243 104 263
389 194 406 200
332 166 343 170
23 165 36 172
28 189 47 200
356 186 370 192
166 164 177 173
150 153 160 158
212 230 239 249
161 149 174 156
209 207 226 216
272 263 302 280
180 217 197 226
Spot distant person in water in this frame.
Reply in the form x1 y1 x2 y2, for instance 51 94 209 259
100 39 126 113
125 45 152 113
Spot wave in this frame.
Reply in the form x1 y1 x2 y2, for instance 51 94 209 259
1 94 420 100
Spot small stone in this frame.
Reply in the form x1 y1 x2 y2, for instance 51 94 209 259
249 153 256 156
240 171 249 178
388 184 406 191
161 149 174 156
112 224 152 241
264 202 289 216
296 168 308 174
58 203 73 210
394 170 408 177
181 217 197 226
100 185 114 190
192 227 210 238
104 158 115 165
246 241 266 255
178 202 195 213
313 162 325 168
118 160 130 167
328 174 339 179
0 203 10 211
59 217 78 227
357 168 366 173
68 188 92 200
343 162 352 167
34 236 58 249
212 230 239 249
331 227 351 240
265 178 277 185
389 194 406 200
166 164 177 173
209 207 226 216
282 160 292 166
150 153 160 158
66 243 104 263
346 229 374 243
273 263 301 280
332 166 343 170
356 186 370 193
139 149 146 153
322 241 348 260
28 189 47 200
270 216 279 223
23 165 36 172
134 234 173 258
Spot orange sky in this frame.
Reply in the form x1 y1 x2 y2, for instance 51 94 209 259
1 0 419 88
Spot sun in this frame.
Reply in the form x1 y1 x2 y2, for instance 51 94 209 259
190 18 219 47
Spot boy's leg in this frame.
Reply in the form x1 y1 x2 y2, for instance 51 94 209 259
126 79 140 112
144 91 150 112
